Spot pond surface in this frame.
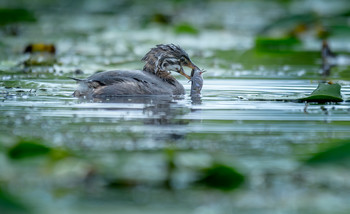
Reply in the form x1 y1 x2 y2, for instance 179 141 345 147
1 0 350 214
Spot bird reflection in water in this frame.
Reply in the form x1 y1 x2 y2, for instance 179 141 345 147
321 40 337 78
82 95 190 142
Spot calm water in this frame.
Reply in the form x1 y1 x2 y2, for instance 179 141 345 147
1 77 350 213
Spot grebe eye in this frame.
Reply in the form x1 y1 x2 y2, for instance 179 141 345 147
180 57 186 62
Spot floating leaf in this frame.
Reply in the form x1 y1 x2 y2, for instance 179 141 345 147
255 36 301 50
299 82 343 103
0 8 36 26
305 140 350 165
8 140 51 160
197 164 245 191
174 23 199 35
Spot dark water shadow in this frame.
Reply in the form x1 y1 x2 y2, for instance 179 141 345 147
88 95 178 104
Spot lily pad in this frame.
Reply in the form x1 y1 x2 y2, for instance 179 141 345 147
299 82 343 103
305 140 350 165
174 23 199 35
196 164 245 191
8 140 51 160
0 8 36 26
255 36 301 51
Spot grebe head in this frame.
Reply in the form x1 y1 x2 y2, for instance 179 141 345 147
142 44 198 80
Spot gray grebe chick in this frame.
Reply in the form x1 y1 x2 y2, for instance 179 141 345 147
72 44 199 98
190 67 204 96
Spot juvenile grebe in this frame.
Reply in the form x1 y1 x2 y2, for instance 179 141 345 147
72 44 199 98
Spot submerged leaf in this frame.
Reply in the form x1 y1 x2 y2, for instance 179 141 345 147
305 140 350 165
197 164 245 191
8 140 51 160
299 82 343 102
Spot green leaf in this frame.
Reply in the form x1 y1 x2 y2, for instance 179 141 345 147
174 23 199 35
8 140 51 160
0 187 29 214
0 8 36 26
299 83 343 103
305 140 350 165
255 36 301 51
259 14 316 35
197 164 245 191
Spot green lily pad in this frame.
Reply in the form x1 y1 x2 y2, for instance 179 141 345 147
174 22 199 35
299 83 343 103
0 8 36 26
305 140 350 165
255 36 301 51
8 140 51 160
196 164 245 191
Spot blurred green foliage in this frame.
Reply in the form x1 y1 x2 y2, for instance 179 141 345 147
255 37 301 51
0 187 29 214
0 8 36 26
197 164 245 191
174 23 199 35
8 139 51 160
305 140 350 165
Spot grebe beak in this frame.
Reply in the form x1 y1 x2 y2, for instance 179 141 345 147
180 61 199 80
178 67 191 80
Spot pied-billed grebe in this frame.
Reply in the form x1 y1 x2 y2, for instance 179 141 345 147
72 44 199 98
